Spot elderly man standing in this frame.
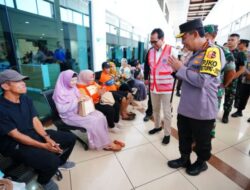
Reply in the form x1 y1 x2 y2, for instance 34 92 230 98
167 19 225 176
146 28 175 145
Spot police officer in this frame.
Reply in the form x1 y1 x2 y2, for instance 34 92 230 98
167 19 225 176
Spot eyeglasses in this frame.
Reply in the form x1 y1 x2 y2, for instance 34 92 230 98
150 40 159 45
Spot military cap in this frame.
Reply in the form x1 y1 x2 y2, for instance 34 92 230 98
204 24 218 34
176 18 204 38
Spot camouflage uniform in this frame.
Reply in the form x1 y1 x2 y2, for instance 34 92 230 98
204 25 236 137
223 49 246 115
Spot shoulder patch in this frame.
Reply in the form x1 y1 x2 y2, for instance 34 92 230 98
200 47 222 77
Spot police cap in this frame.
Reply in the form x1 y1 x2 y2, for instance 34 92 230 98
176 18 204 38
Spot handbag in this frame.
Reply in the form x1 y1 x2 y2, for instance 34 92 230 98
78 99 95 117
100 92 115 106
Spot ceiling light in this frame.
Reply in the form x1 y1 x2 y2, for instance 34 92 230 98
25 21 29 24
60 28 63 31
42 33 45 36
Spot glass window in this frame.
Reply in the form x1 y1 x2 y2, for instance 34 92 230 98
72 11 82 25
37 0 53 18
16 0 37 14
110 25 117 35
106 23 110 33
0 0 14 7
1 1 91 118
60 7 72 23
120 29 130 38
83 15 89 27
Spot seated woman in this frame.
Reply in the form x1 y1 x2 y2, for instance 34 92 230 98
119 58 147 101
99 62 135 120
53 70 124 151
77 70 121 133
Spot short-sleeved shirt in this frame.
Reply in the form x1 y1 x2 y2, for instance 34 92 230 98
0 95 38 155
231 49 247 71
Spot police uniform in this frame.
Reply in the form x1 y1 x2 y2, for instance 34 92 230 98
168 19 225 176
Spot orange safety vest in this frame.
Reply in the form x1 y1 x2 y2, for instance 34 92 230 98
77 83 100 104
148 45 174 93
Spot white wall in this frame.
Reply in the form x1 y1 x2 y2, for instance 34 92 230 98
204 0 250 44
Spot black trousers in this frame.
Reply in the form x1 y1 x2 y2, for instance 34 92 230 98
95 101 120 128
177 114 215 161
12 130 76 185
145 86 153 117
238 83 250 111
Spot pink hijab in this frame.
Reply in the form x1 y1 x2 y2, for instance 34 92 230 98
78 70 95 85
53 70 80 104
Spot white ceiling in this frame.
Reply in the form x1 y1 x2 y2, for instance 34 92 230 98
166 0 190 35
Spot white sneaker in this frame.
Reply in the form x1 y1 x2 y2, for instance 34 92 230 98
109 126 120 133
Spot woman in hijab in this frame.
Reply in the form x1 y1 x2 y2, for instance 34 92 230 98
77 70 121 133
53 70 124 151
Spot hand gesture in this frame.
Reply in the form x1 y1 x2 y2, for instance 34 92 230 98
168 56 183 71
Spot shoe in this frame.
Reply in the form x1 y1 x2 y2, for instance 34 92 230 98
168 155 191 169
162 135 170 145
143 115 152 122
41 180 59 190
114 140 125 147
109 126 120 133
222 112 229 123
148 127 162 135
122 115 135 120
231 110 243 117
104 143 122 152
248 118 250 123
58 161 75 170
186 160 208 176
176 91 181 97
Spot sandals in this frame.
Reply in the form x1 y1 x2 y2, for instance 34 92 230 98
114 140 125 147
128 112 136 117
104 144 122 152
122 115 135 120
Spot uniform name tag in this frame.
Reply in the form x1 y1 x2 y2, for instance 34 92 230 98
200 47 222 77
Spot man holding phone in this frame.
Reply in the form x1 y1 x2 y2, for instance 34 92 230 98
0 70 76 190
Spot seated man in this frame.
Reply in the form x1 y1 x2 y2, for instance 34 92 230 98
0 69 76 190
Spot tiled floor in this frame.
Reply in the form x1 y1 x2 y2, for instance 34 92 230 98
54 97 250 190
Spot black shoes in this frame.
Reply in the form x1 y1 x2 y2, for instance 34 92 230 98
168 156 191 169
176 91 181 97
248 118 250 123
143 115 152 122
222 112 229 123
148 127 162 135
231 110 243 117
168 157 208 176
186 160 208 176
162 135 170 145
